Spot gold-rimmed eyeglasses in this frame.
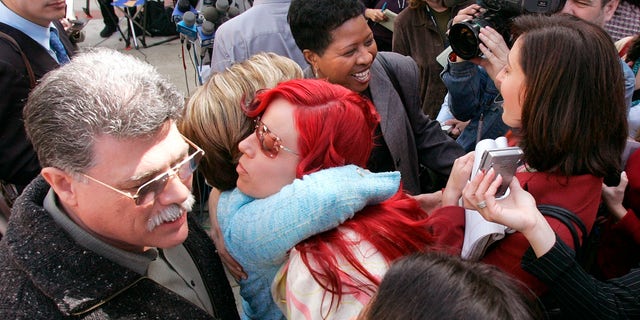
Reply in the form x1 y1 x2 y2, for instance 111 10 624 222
82 135 204 206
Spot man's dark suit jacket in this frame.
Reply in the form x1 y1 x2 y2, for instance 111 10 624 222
0 20 75 187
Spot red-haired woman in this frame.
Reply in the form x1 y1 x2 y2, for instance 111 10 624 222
229 78 463 319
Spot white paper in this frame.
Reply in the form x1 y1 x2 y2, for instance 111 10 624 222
378 10 397 32
461 137 510 261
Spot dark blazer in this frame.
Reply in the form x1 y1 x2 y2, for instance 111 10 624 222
0 176 240 319
305 52 464 194
0 21 75 186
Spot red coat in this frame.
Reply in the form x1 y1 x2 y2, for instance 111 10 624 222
431 171 602 295
597 149 640 279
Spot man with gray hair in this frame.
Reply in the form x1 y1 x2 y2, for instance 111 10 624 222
0 48 239 319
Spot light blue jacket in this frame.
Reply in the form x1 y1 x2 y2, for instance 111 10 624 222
216 165 401 319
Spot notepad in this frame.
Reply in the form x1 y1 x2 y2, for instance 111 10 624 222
461 137 513 261
378 9 397 32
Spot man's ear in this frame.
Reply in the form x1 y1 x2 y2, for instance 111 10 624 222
41 167 79 207
603 0 619 23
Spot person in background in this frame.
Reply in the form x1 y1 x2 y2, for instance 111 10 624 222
444 0 636 139
605 0 640 41
361 0 407 52
358 252 544 320
97 0 118 37
0 0 75 212
0 48 239 319
436 95 470 140
207 0 308 76
558 0 638 138
618 33 640 109
440 4 511 152
598 170 640 280
392 0 473 117
181 53 402 320
288 0 465 202
433 13 628 296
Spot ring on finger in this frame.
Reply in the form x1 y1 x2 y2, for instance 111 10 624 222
477 200 487 209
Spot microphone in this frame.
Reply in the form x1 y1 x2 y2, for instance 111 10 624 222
215 0 230 13
198 20 215 49
227 6 240 18
201 5 220 24
177 11 198 41
172 0 191 23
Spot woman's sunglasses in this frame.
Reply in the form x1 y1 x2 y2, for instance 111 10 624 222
254 117 298 158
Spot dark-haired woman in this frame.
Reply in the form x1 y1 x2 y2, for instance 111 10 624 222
288 0 465 198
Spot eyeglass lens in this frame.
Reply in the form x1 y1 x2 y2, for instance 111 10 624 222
255 119 280 158
135 150 203 205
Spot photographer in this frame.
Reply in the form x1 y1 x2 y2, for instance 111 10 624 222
393 0 474 118
441 4 510 152
447 0 636 138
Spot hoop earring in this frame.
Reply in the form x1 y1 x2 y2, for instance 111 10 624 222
313 65 319 78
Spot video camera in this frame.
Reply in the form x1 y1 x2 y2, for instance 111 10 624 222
448 0 566 59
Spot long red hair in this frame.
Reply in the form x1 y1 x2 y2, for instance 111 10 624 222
246 79 435 312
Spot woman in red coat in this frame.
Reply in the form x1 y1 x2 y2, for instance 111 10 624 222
434 14 629 295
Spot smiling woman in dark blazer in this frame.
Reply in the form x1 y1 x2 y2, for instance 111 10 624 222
288 0 465 197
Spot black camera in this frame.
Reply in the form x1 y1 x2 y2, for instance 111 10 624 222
448 0 566 59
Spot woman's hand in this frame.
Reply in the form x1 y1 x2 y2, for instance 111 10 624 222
602 171 629 222
442 152 475 206
463 168 536 230
364 8 387 22
471 26 509 84
463 169 556 257
208 189 248 281
412 190 443 214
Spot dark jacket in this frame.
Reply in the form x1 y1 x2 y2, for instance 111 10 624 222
304 52 464 194
522 236 640 319
0 176 240 319
0 21 74 186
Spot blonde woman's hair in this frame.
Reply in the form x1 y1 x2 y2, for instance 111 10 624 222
179 53 303 190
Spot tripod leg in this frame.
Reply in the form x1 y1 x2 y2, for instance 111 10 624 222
82 0 92 17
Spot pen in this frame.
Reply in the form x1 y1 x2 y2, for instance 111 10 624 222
476 113 484 145
381 2 387 11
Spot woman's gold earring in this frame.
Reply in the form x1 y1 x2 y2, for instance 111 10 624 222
313 65 319 78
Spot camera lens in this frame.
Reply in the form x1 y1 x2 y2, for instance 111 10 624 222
449 19 488 60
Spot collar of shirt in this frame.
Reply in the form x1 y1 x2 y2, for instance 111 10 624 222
0 0 54 51
44 188 158 275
